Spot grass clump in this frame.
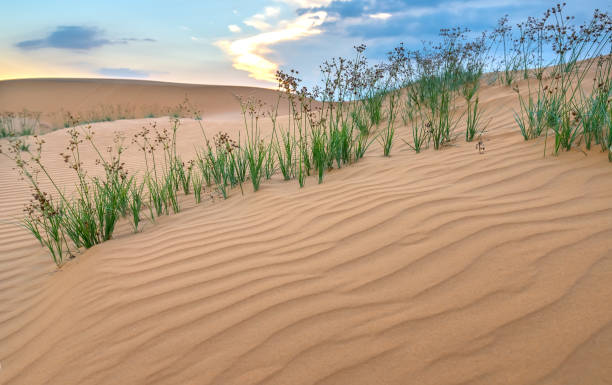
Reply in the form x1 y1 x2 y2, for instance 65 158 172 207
398 28 490 151
1 126 133 266
239 97 270 192
505 5 612 159
0 110 41 138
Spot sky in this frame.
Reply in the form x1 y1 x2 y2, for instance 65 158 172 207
1 0 609 88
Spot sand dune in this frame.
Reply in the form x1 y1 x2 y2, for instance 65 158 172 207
0 78 285 129
0 79 611 385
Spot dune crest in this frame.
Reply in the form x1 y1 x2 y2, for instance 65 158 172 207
0 78 284 129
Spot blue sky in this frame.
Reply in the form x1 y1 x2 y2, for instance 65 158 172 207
1 0 609 87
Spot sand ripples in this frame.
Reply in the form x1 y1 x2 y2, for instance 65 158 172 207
1 84 612 384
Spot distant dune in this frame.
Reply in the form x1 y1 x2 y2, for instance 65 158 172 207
0 78 285 128
1 75 611 385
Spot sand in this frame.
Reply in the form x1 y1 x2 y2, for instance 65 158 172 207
0 77 611 385
0 78 285 129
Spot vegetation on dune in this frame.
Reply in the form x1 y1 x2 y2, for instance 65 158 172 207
0 98 199 132
57 98 200 128
1 127 133 266
1 4 611 266
0 110 40 140
504 5 612 158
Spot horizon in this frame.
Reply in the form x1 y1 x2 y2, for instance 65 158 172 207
1 0 609 88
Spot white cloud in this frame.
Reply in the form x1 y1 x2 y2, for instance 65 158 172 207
228 24 242 33
217 11 328 82
369 13 392 20
244 6 283 31
275 0 349 9
399 0 528 18
244 19 272 31
263 6 281 17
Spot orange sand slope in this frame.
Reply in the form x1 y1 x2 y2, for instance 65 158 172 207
0 78 284 128
1 79 612 385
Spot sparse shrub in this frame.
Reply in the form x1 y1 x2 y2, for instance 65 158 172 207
509 5 612 157
192 173 203 203
0 110 40 138
129 182 145 232
239 97 268 191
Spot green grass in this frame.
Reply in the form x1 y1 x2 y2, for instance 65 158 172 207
507 6 612 158
1 128 134 265
129 182 145 232
0 110 40 138
240 99 267 192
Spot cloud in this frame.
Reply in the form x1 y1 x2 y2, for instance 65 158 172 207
228 25 242 33
309 0 535 40
321 0 529 19
217 11 328 82
97 67 149 78
119 38 156 43
263 6 282 17
244 19 273 31
15 26 155 51
16 26 111 50
369 12 392 20
244 6 282 31
277 0 347 8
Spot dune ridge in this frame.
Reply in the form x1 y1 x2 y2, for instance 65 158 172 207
0 78 284 129
0 79 612 384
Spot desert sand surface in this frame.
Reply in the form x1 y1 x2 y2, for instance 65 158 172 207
0 77 611 385
0 78 284 129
